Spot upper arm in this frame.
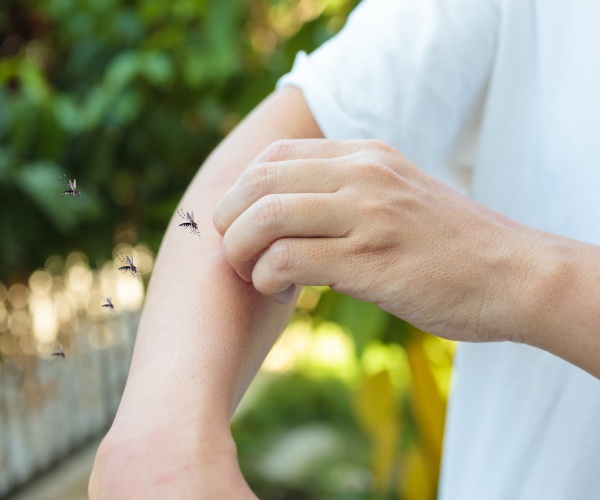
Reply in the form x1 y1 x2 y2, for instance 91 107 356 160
191 86 324 208
235 85 325 142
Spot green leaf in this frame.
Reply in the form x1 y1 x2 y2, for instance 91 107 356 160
0 146 15 182
81 86 114 129
104 51 140 90
11 98 39 156
110 89 143 125
140 51 174 88
20 63 51 102
0 57 20 84
16 161 78 230
381 315 415 348
52 95 84 132
315 291 391 358
16 162 102 231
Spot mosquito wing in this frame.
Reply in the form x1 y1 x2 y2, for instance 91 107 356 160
51 343 66 359
126 255 134 266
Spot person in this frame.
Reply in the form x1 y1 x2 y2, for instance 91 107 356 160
89 0 600 498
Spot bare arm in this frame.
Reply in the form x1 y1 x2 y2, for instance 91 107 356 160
521 236 600 378
89 86 323 499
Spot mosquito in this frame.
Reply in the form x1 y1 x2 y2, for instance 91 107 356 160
61 175 80 198
117 252 139 279
51 344 66 360
177 209 200 237
101 295 115 312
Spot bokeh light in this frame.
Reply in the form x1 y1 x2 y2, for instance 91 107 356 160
8 283 29 309
30 294 59 343
0 247 151 360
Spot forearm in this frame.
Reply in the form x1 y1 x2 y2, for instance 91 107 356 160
115 87 322 429
523 233 600 377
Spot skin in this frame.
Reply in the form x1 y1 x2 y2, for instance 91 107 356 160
90 85 600 498
89 86 322 499
215 136 600 376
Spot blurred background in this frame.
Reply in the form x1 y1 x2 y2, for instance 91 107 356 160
0 0 454 498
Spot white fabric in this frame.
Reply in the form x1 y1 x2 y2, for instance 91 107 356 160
277 0 600 498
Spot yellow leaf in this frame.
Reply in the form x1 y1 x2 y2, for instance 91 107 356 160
400 443 434 500
405 331 446 484
353 370 400 493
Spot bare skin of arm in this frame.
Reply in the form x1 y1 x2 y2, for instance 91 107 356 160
89 86 323 499
91 82 600 499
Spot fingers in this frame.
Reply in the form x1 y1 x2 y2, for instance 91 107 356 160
251 238 349 303
212 138 411 303
214 157 347 234
252 138 364 164
214 139 403 235
223 193 350 281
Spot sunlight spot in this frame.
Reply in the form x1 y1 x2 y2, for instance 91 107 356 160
30 294 59 343
133 244 154 276
306 322 356 379
45 255 65 275
0 303 6 324
29 269 53 295
9 310 30 336
296 286 322 311
0 334 19 357
8 284 29 308
263 321 313 372
67 263 93 295
116 274 144 311
361 341 410 391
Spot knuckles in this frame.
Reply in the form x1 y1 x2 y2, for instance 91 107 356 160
258 139 293 163
363 138 392 152
252 194 285 231
266 239 296 273
349 158 402 187
242 163 278 201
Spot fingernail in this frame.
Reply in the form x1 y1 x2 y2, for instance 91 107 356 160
272 284 296 304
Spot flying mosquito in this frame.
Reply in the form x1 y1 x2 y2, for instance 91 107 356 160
61 175 80 198
101 295 115 312
51 344 66 360
177 209 200 237
117 252 139 279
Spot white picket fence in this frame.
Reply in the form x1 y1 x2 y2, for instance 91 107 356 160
0 311 139 498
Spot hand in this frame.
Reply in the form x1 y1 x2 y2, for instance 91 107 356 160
89 415 257 500
214 139 543 343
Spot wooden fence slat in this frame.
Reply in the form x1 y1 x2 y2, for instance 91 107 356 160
0 312 139 497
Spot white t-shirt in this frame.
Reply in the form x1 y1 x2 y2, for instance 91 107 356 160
277 0 600 498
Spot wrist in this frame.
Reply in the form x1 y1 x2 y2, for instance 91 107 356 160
516 233 600 355
91 418 247 499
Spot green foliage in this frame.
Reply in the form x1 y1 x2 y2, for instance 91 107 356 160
314 289 416 356
233 371 371 499
0 0 359 281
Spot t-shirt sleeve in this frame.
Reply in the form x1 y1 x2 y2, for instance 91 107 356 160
277 0 500 193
